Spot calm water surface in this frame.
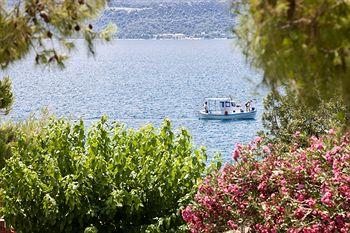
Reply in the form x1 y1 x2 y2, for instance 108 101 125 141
2 40 268 161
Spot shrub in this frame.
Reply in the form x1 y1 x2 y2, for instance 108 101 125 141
0 111 51 170
183 131 350 233
0 122 16 170
261 90 347 149
1 116 207 233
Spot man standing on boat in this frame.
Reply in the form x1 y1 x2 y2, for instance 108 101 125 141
245 100 252 112
203 102 209 113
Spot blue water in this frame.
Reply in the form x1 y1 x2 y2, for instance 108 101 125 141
2 40 268 161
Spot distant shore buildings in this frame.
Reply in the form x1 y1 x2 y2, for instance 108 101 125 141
155 33 191 40
154 33 231 40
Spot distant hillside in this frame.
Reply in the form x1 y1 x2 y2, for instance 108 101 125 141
95 0 235 39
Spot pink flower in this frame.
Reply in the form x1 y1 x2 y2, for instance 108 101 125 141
320 212 330 221
228 184 239 194
227 220 238 230
325 152 332 164
295 207 305 219
262 145 271 154
232 149 240 161
297 193 305 201
281 187 289 195
331 146 342 155
307 198 316 208
255 136 263 144
327 129 335 135
339 185 349 193
316 143 324 150
321 191 333 207
182 206 193 222
258 181 267 192
276 206 285 213
297 184 305 190
294 131 301 138
281 178 287 186
235 143 243 150
310 135 319 143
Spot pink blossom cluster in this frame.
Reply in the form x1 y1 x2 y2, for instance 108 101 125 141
183 131 350 232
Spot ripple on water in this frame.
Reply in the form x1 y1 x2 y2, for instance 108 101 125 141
2 40 269 162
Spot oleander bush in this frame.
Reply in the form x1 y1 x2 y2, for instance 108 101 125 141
183 130 350 233
0 116 208 233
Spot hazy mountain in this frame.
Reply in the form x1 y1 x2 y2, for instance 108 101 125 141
95 0 235 39
5 0 235 39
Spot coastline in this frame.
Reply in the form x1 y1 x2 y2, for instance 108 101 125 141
111 36 235 41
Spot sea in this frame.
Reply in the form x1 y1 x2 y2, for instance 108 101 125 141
2 39 269 161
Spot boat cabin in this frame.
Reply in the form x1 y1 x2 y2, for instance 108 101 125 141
204 97 241 114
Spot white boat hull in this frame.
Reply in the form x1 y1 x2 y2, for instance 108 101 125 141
199 110 257 120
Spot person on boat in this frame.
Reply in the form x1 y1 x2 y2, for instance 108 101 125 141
245 101 251 112
203 102 208 113
249 100 254 111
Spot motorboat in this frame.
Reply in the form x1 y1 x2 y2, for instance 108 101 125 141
199 97 257 120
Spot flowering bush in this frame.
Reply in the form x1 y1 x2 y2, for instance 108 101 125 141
183 130 350 232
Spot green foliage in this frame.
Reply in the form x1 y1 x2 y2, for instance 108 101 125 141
0 77 16 169
233 0 350 106
0 76 13 115
0 110 50 169
0 116 207 233
0 121 16 169
260 89 347 148
0 0 116 68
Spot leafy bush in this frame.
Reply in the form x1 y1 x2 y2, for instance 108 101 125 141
0 122 16 170
1 116 207 233
261 90 347 149
0 111 51 170
183 131 350 232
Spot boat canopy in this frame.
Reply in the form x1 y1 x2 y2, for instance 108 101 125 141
203 97 237 112
204 97 232 102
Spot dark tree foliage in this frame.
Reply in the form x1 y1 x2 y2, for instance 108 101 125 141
0 0 115 68
0 77 13 115
233 0 350 109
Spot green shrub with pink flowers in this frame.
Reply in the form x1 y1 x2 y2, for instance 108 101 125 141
183 130 350 232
